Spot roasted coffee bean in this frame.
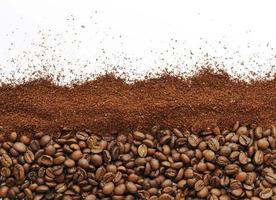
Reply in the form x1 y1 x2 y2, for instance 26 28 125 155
1 153 12 167
259 188 273 199
254 150 264 165
40 135 51 147
24 150 35 163
102 182 114 195
78 158 89 168
188 134 199 147
13 164 25 181
208 138 220 151
0 125 274 199
76 131 89 141
126 182 137 194
13 142 27 153
138 144 147 157
133 131 145 141
38 155 53 166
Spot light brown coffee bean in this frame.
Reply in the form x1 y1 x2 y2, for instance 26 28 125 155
203 150 215 161
1 154 12 167
91 154 103 166
78 158 89 168
184 168 194 179
64 159 75 168
208 138 220 151
54 156 65 165
238 152 248 165
259 188 273 199
45 145 56 156
126 182 137 194
133 131 145 141
103 182 114 195
265 172 276 184
235 172 247 182
254 150 264 165
239 135 252 146
13 142 27 153
114 184 126 195
76 131 89 140
188 134 199 147
138 144 147 157
38 155 53 166
24 150 35 164
257 138 270 149
0 186 9 198
197 186 209 198
1 167 11 177
40 135 51 147
225 164 239 175
71 150 83 161
194 180 205 192
236 126 248 135
55 183 67 193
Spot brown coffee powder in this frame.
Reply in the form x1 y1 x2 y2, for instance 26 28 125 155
0 69 275 135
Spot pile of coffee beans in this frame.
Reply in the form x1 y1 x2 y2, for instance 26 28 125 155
0 123 275 200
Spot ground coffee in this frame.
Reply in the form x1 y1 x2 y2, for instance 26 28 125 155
0 69 275 135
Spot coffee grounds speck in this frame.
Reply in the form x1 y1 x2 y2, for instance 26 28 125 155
0 68 275 135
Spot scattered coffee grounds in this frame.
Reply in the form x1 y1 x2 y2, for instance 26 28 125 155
0 68 276 135
0 123 275 199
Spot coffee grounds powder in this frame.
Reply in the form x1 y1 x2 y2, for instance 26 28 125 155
0 69 275 135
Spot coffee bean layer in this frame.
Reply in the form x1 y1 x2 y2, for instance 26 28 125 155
0 123 275 199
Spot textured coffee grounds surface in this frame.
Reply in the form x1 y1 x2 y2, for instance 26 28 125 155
0 69 276 135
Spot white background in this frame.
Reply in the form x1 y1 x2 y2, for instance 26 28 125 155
0 0 276 84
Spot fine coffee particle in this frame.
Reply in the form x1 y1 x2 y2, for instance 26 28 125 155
0 69 275 135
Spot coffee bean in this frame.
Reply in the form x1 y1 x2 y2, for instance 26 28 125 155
54 156 65 165
13 142 27 153
40 135 51 147
225 164 239 175
78 158 89 168
76 131 89 141
55 183 67 193
71 150 83 161
194 180 205 191
64 159 75 168
133 131 145 141
208 138 220 151
84 194 97 200
265 172 276 184
91 154 102 166
236 126 248 135
13 164 25 181
114 184 126 195
188 134 199 147
36 185 49 193
103 182 114 195
203 150 215 161
239 135 252 146
0 186 8 198
45 145 56 156
138 144 147 157
254 150 264 165
24 150 35 164
1 153 12 167
38 155 53 166
259 188 273 199
126 182 137 194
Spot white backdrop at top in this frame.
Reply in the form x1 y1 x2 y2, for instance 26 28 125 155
0 0 276 84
